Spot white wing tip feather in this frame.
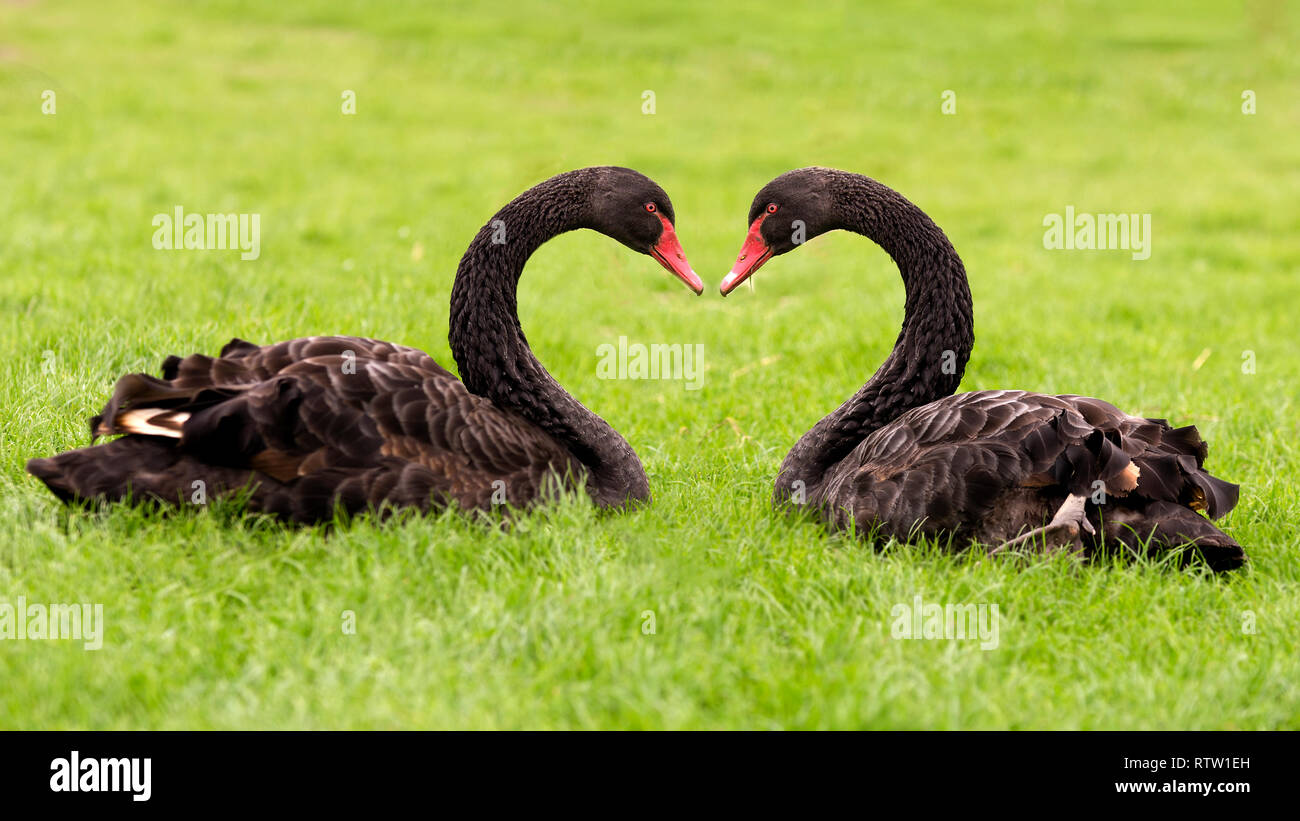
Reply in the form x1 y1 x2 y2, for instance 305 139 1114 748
112 409 190 438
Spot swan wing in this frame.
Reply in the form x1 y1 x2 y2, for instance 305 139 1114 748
821 389 1238 538
28 336 584 521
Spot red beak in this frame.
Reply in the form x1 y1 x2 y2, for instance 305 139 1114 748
650 214 703 295
719 214 773 296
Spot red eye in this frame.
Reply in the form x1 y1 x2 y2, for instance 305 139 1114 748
766 203 778 214
645 203 657 213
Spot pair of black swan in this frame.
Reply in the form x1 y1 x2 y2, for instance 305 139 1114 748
28 166 1243 569
720 167 1244 570
28 167 703 521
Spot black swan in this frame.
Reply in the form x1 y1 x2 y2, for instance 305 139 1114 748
720 167 1244 570
28 166 703 522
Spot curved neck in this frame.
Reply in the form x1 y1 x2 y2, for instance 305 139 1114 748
449 170 649 506
777 173 974 497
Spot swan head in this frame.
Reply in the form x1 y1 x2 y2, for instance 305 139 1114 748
720 167 838 296
588 167 703 295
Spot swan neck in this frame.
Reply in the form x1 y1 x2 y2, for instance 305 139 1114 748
448 172 649 506
777 174 974 497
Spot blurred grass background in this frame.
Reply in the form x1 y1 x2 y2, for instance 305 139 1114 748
1 0 1297 728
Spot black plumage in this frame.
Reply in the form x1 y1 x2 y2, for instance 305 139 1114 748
722 168 1244 570
28 167 702 522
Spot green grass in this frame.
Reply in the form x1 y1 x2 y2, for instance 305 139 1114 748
2 0 1298 729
